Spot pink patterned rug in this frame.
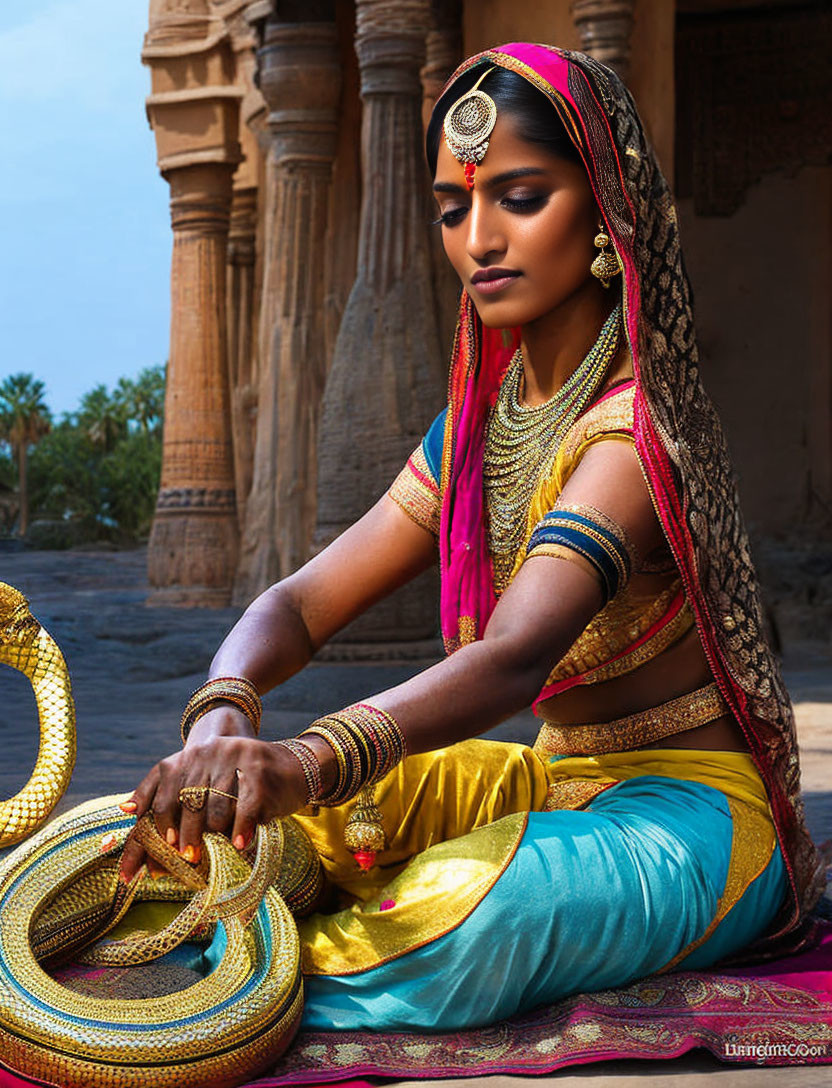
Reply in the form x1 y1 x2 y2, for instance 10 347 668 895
245 921 832 1084
3 922 830 1088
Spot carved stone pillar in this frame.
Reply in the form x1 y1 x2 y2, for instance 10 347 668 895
226 11 265 531
571 0 635 82
227 185 259 526
422 0 463 361
143 2 243 606
420 0 462 128
313 0 443 648
233 14 342 603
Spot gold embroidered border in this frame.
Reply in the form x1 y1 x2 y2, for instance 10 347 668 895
299 811 528 976
388 445 441 538
658 797 776 973
579 598 695 686
443 614 478 655
545 578 685 686
556 385 635 470
534 681 727 757
543 779 614 811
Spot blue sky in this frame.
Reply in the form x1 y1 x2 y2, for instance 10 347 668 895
0 0 170 418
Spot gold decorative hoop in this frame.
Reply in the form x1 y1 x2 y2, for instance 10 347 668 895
0 582 75 847
0 797 306 1088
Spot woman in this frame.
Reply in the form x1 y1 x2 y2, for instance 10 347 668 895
119 43 824 1032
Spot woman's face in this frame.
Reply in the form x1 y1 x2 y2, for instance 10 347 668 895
433 110 601 328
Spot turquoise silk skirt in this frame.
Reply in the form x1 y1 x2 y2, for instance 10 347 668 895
294 740 788 1032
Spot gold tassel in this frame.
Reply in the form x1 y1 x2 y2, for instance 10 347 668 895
343 785 386 871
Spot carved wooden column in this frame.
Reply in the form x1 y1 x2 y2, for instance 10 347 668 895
571 0 635 81
143 2 243 606
233 10 341 603
313 0 443 649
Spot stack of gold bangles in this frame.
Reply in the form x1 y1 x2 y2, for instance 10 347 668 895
289 703 407 870
298 703 406 806
180 676 262 744
178 679 407 871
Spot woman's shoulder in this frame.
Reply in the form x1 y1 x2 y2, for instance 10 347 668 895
559 380 636 465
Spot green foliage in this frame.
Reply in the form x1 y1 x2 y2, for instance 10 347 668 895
0 449 13 489
0 374 51 447
0 364 167 545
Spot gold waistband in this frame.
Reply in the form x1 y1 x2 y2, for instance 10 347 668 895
533 681 728 757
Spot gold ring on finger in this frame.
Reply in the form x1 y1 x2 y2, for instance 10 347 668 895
179 785 210 813
207 787 237 804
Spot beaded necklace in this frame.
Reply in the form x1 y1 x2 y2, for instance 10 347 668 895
483 303 623 593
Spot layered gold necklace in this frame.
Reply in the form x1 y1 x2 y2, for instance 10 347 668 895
483 304 623 593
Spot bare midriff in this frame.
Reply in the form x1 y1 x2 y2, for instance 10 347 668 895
535 623 751 754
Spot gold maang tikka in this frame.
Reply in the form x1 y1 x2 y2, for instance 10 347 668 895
443 66 498 190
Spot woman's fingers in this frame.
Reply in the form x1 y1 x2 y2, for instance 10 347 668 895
117 763 162 882
117 735 312 880
204 770 239 835
231 769 258 852
122 762 161 819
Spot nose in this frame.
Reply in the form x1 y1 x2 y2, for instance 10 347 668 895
465 192 507 266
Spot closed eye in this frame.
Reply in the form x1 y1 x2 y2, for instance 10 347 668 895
502 194 547 213
431 193 547 227
431 206 466 227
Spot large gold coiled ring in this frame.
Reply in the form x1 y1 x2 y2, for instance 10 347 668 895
179 785 238 813
0 582 76 847
0 797 308 1088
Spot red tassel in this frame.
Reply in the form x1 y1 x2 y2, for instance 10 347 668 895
464 162 476 190
354 849 377 871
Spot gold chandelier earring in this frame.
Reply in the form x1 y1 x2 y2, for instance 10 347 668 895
590 221 621 289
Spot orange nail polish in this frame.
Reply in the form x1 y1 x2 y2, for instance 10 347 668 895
166 827 178 846
100 832 117 852
233 834 245 850
182 844 198 863
119 801 137 813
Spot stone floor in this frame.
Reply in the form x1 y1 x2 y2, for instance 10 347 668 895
1 547 830 1085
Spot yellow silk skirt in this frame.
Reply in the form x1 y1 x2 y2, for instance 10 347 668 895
294 739 777 981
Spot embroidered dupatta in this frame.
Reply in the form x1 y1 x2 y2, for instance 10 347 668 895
431 43 824 955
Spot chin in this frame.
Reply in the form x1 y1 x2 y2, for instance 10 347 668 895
470 299 540 330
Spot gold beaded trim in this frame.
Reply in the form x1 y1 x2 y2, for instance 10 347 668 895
544 779 615 811
533 681 728 757
577 597 695 686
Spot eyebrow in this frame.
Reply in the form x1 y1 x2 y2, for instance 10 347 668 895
432 166 549 194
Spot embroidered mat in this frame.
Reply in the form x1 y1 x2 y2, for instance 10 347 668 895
245 926 832 1084
3 919 831 1088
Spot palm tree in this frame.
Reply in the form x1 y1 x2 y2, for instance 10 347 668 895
77 385 127 452
115 364 166 436
0 374 51 536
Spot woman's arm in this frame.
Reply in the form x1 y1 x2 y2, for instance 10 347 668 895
118 493 436 878
120 439 662 876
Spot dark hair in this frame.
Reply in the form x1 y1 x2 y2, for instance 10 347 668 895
426 63 584 177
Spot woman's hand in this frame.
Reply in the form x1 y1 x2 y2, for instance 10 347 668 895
117 705 308 882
